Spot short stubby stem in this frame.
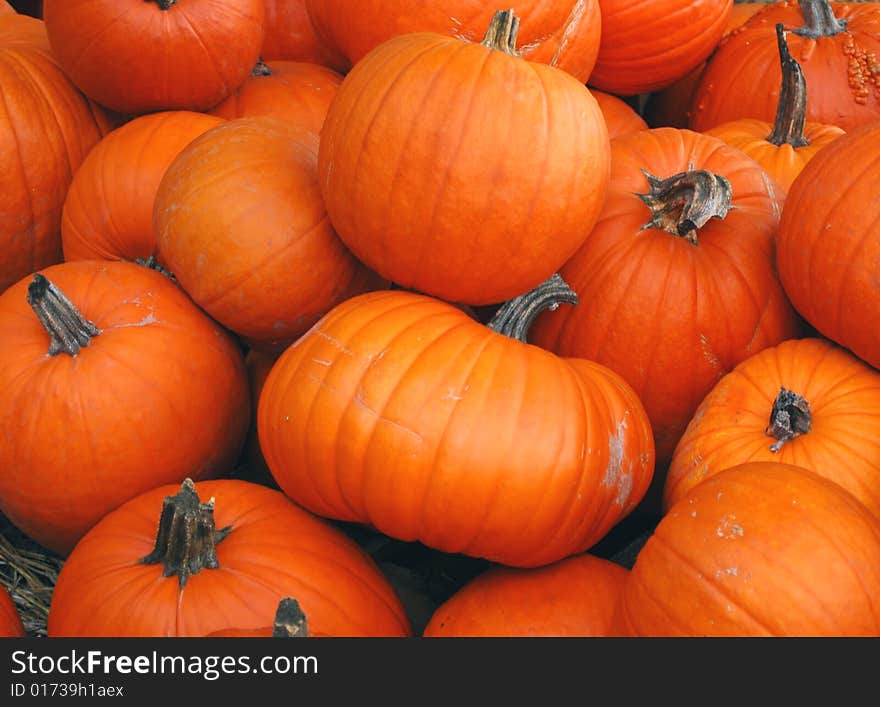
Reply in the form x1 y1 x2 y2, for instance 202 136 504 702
26 274 101 357
766 387 812 452
481 9 521 56
794 0 848 39
273 598 308 637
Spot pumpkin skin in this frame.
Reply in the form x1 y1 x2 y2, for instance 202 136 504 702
616 462 880 636
423 553 628 637
317 18 611 305
61 111 224 263
0 11 108 294
207 59 342 135
258 289 655 568
42 0 265 114
155 116 385 353
588 0 732 96
47 479 411 637
306 0 602 81
691 1 880 133
236 348 280 488
261 0 344 69
530 128 802 469
665 338 880 518
593 90 648 140
776 123 880 370
0 260 250 555
0 584 25 637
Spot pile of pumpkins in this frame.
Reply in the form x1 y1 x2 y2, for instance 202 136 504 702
2 0 880 638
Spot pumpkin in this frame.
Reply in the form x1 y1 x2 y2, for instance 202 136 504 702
261 0 344 69
0 10 108 294
235 348 281 489
776 123 880 370
691 1 880 133
666 337 880 519
588 0 732 96
47 479 411 636
0 583 24 637
155 116 385 353
423 553 628 637
42 0 265 114
529 128 802 473
0 260 250 555
208 59 342 135
616 462 880 636
306 0 602 81
258 276 655 568
61 111 224 263
593 90 648 140
317 10 610 306
206 597 316 637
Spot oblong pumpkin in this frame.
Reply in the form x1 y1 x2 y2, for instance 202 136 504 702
0 583 24 637
48 479 411 637
0 261 250 555
258 287 655 568
61 110 224 263
317 11 610 306
155 116 385 353
616 462 880 636
423 553 628 637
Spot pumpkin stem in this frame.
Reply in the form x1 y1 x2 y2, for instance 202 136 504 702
481 9 521 56
636 169 732 245
135 255 176 281
140 478 232 588
488 273 578 343
766 387 812 452
26 274 101 357
794 0 847 39
766 24 809 148
273 598 309 637
252 58 272 77
146 0 178 10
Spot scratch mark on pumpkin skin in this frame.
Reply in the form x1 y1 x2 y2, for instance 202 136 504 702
111 312 159 329
700 333 723 376
311 358 332 367
354 385 424 443
315 330 356 356
605 416 635 506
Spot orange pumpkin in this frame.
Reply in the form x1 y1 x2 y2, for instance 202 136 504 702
261 0 344 69
48 479 411 636
593 90 648 140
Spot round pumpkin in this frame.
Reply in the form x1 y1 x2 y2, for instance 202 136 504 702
0 260 250 555
616 462 880 636
207 59 342 135
423 553 628 637
42 0 265 114
705 23 844 193
261 0 344 69
306 0 602 81
530 128 802 471
666 337 880 519
593 90 648 140
0 11 108 294
776 122 880 370
61 111 224 263
317 10 610 305
691 1 880 133
0 583 24 637
258 281 655 568
588 0 732 96
48 479 411 637
155 116 385 353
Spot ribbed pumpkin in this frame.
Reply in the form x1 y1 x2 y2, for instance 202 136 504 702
776 122 880 370
306 0 602 81
691 1 880 133
530 128 802 470
423 553 628 637
42 0 265 114
318 10 610 306
593 90 648 140
48 479 411 637
208 59 342 135
0 260 250 555
0 583 24 637
61 111 224 263
705 23 844 194
155 116 385 353
258 280 655 568
616 462 880 636
588 0 732 96
261 0 344 69
0 10 108 293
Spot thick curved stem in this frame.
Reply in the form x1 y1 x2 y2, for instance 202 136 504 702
140 479 232 588
26 274 101 357
794 0 847 39
481 9 521 56
273 598 308 637
766 387 812 452
488 273 578 343
637 169 732 245
766 24 809 148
